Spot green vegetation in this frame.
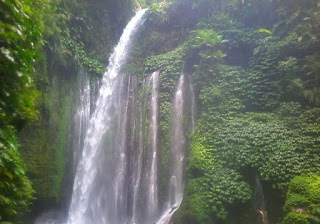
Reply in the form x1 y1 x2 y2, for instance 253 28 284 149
0 0 50 221
0 126 33 221
137 0 320 223
282 175 320 224
1 0 320 223
181 135 252 222
19 75 72 202
0 0 135 221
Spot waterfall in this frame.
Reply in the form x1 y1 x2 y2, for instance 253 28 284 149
146 71 160 223
131 77 146 223
156 74 188 224
129 72 161 224
254 175 268 224
36 9 194 224
66 9 147 224
168 74 186 210
131 95 143 222
71 68 91 172
34 68 92 224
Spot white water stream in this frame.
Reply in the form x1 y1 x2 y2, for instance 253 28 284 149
146 71 160 223
156 74 187 224
66 9 147 224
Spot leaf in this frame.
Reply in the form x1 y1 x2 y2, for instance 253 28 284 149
5 172 13 180
257 29 273 35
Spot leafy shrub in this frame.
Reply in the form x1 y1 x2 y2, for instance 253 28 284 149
0 124 34 221
180 135 252 223
283 212 309 224
284 175 320 212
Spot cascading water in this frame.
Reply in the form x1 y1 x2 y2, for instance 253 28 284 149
130 77 147 223
127 71 161 224
71 68 91 172
131 106 143 221
156 74 188 224
66 9 147 224
168 74 186 212
38 9 194 224
146 71 160 223
35 68 93 224
254 175 269 224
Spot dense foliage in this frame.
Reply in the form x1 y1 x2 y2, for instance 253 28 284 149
0 0 48 220
1 0 320 223
138 0 320 223
283 175 320 224
0 0 136 221
0 126 34 221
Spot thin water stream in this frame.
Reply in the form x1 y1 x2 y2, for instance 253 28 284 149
156 74 188 224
